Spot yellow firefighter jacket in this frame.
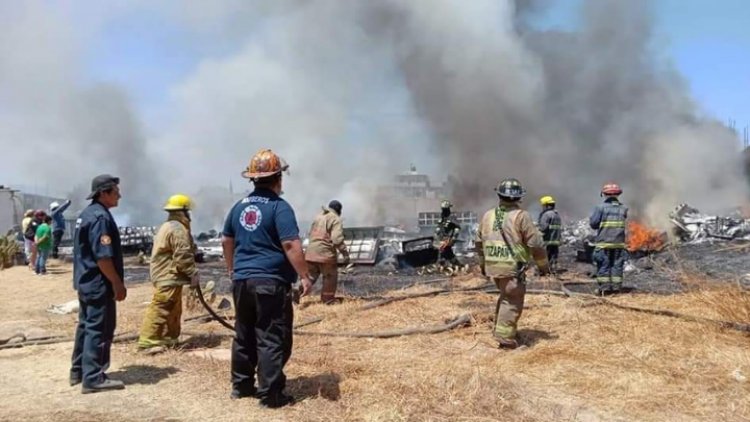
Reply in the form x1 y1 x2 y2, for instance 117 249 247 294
149 214 197 288
476 200 548 279
305 207 348 264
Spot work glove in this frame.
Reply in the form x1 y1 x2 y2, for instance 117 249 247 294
190 272 200 288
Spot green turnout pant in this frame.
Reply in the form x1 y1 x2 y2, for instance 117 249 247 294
138 285 183 349
307 261 339 302
492 276 526 340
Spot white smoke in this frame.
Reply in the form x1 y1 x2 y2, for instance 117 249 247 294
0 0 746 233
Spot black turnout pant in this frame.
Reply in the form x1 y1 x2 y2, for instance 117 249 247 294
231 279 293 398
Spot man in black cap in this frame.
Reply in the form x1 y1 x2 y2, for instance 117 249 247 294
70 174 127 393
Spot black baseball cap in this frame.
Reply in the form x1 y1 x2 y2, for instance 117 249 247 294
87 174 120 200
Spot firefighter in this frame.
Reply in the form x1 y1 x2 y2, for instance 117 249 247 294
137 194 199 353
476 178 550 349
435 200 461 268
590 183 628 295
538 196 562 274
304 200 350 304
222 148 312 408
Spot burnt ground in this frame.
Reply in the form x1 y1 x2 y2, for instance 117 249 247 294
121 240 750 300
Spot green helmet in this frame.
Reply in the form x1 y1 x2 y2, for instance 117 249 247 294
440 200 453 209
494 178 526 199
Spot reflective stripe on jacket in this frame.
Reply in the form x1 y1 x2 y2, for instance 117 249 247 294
475 201 548 279
589 199 628 249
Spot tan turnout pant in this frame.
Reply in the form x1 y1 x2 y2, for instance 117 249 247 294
492 276 526 340
307 261 339 302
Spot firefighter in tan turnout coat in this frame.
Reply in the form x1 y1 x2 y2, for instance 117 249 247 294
138 194 199 351
305 200 350 304
476 179 550 349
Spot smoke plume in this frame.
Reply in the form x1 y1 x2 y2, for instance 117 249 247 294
0 1 163 223
0 0 745 232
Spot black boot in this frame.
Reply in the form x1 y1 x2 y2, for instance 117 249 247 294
81 379 125 394
259 392 295 408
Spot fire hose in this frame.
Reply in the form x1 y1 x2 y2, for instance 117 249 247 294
194 282 235 331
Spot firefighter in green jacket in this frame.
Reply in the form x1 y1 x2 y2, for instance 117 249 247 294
138 194 199 352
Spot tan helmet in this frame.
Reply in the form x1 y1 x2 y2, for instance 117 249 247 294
241 149 289 180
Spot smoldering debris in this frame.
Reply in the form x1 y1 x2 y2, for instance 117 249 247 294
670 203 750 243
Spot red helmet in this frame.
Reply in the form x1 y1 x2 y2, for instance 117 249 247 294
601 183 622 196
34 209 46 218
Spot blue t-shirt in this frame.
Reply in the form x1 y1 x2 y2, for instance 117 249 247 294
222 189 300 284
73 201 123 301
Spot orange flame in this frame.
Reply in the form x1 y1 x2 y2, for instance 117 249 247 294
627 221 665 252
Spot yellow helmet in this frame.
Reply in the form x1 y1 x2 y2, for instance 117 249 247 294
164 194 193 211
540 195 555 206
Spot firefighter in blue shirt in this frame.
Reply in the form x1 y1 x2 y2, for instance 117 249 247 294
590 183 628 295
222 149 312 408
69 174 126 394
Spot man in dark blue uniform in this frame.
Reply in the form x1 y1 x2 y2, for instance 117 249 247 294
222 149 312 408
70 174 127 394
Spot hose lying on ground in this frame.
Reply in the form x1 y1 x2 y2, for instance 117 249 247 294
295 314 472 338
4 280 748 349
294 284 492 329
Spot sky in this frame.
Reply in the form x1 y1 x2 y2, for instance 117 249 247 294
76 1 749 141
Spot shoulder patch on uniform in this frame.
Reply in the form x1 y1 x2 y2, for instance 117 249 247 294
101 235 112 245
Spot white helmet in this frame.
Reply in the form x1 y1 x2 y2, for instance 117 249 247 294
50 201 60 211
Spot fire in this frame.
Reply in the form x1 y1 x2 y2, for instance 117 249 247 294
627 221 665 252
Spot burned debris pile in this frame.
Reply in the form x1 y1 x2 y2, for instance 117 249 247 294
560 204 750 292
669 203 750 243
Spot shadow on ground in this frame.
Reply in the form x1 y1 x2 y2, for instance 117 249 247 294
517 329 558 347
109 365 179 385
178 334 225 350
287 372 342 401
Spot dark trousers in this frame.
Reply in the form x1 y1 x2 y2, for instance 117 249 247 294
52 230 64 259
593 248 626 285
545 245 559 272
231 280 293 398
438 246 461 267
71 294 117 387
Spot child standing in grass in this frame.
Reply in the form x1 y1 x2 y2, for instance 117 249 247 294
35 216 53 275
